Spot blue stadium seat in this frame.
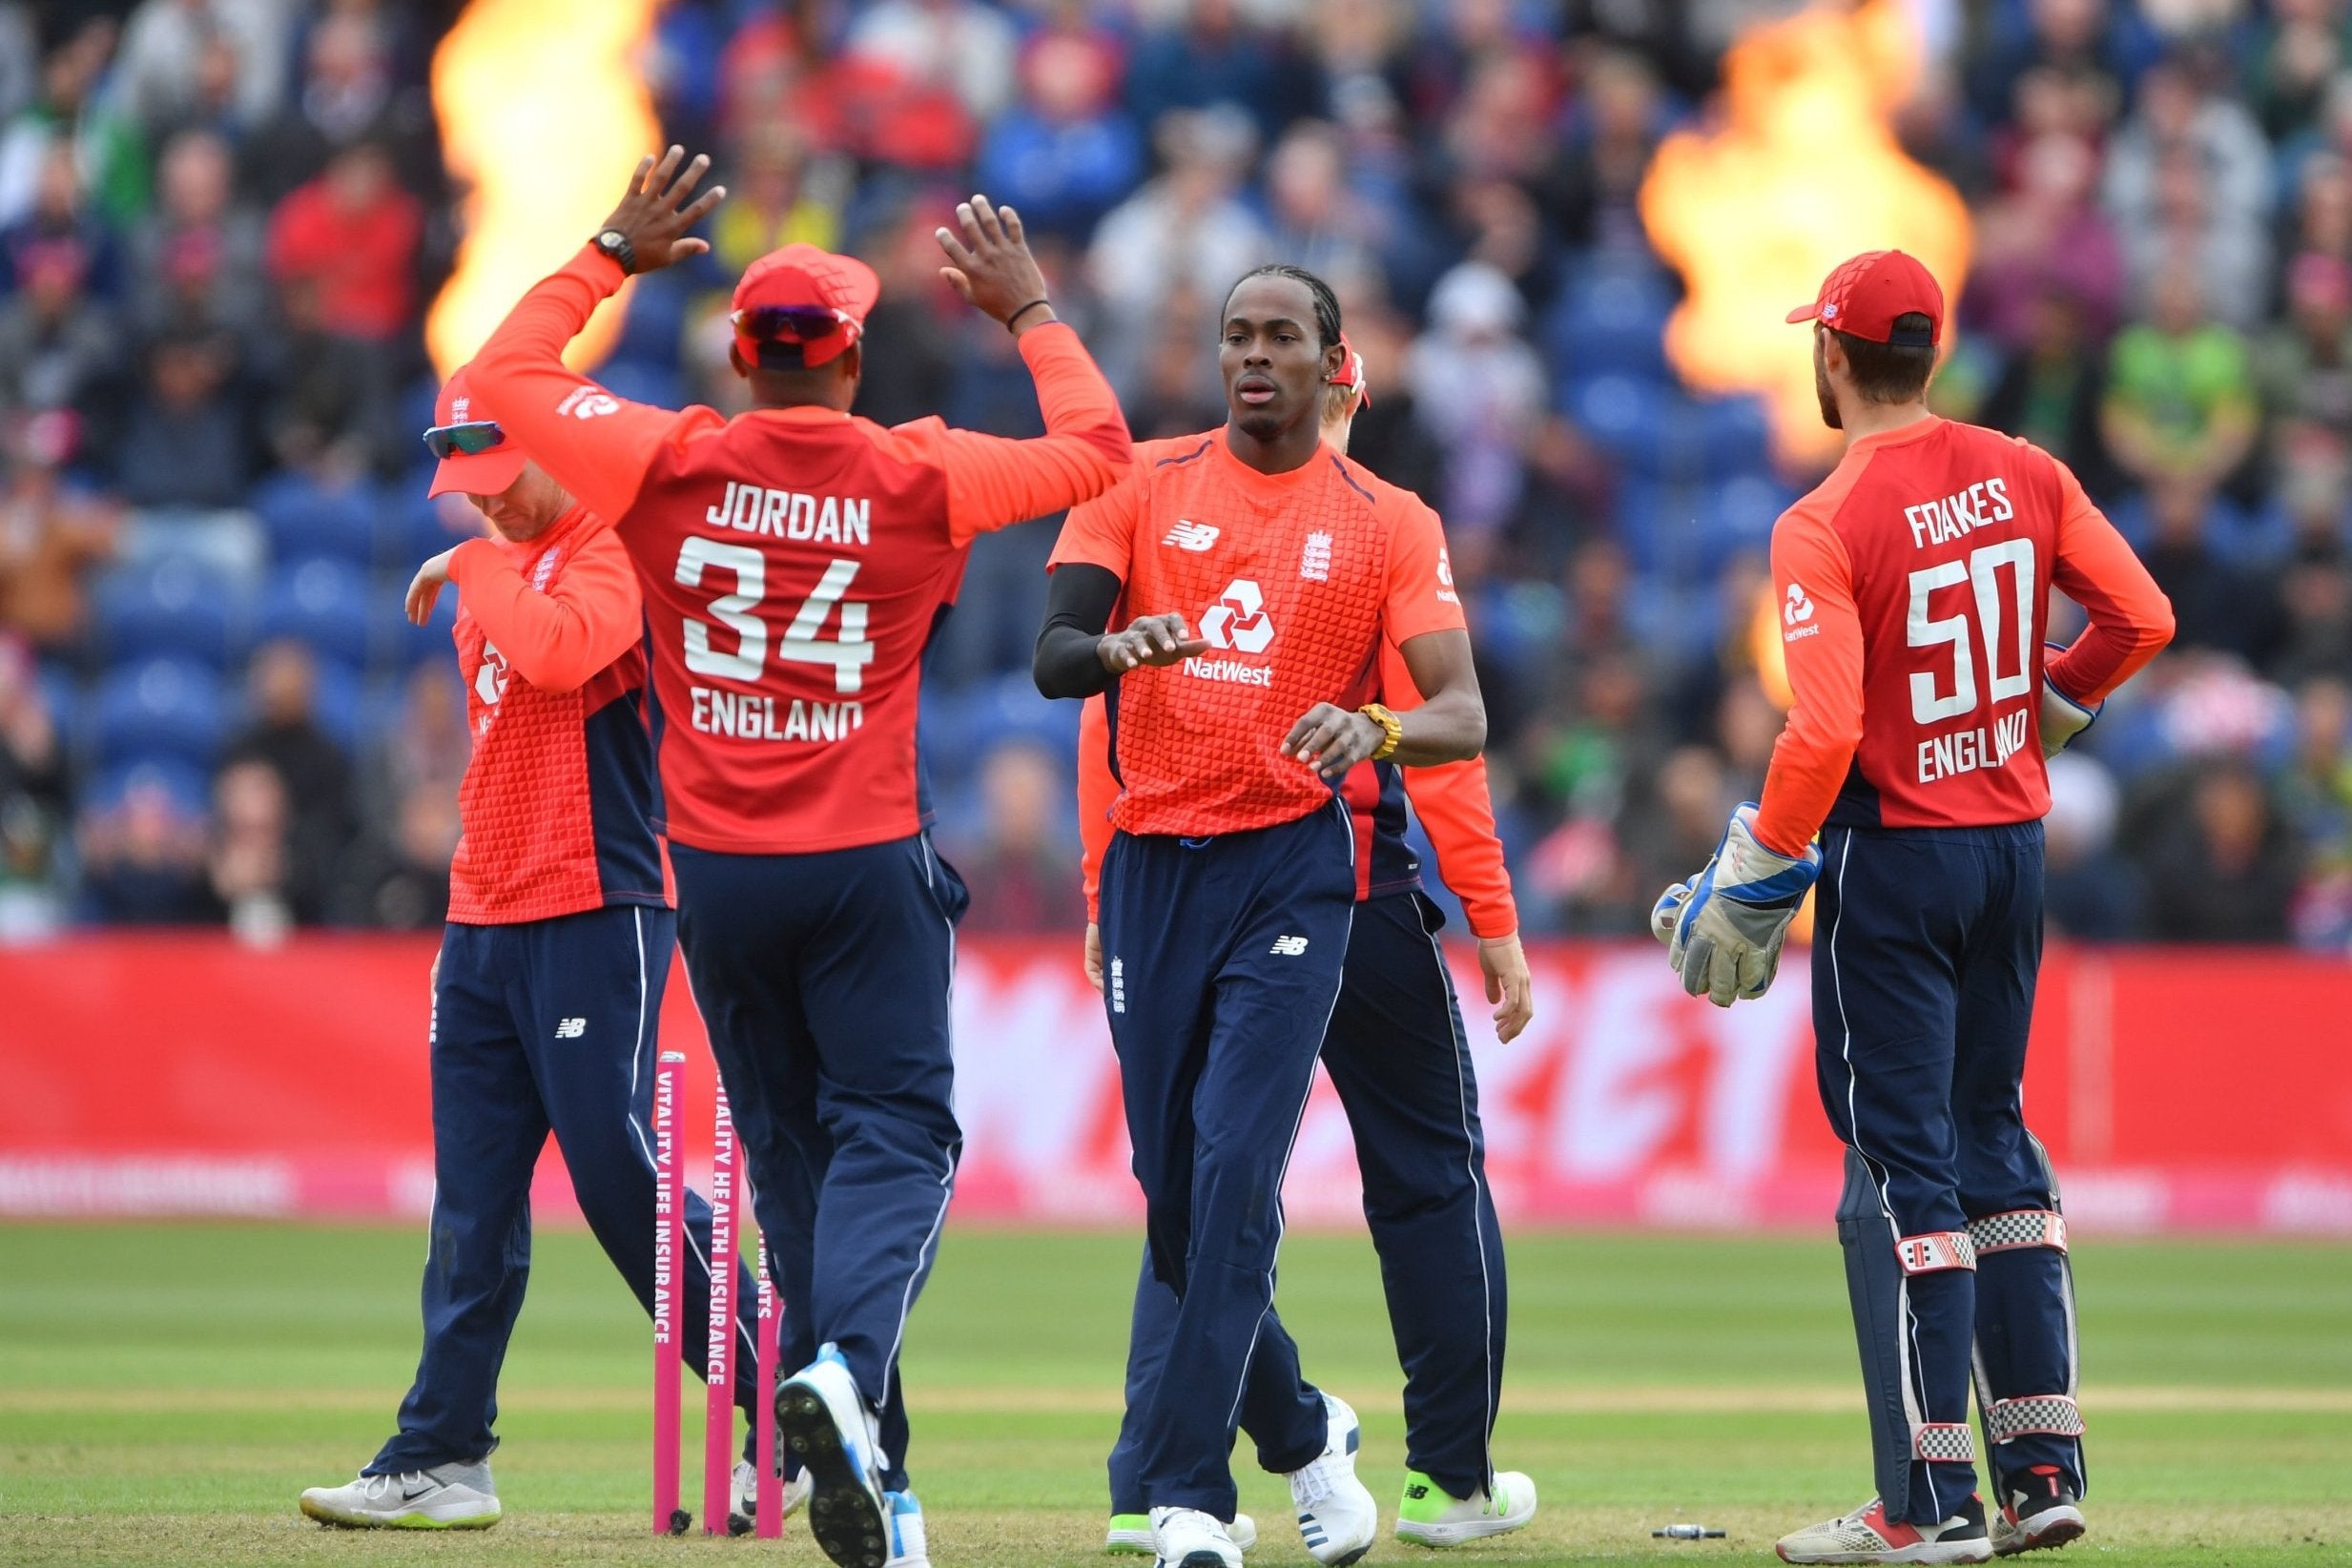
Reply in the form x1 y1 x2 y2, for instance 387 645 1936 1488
91 658 227 771
252 472 378 567
304 661 367 753
595 358 688 411
379 486 477 571
609 270 690 366
1566 375 1674 474
1689 394 1775 476
1698 474 1798 556
373 579 460 670
1543 268 1675 384
87 757 212 821
89 557 245 669
257 557 375 670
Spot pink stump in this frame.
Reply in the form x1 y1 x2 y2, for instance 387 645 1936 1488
651 1049 687 1535
702 1083 739 1534
756 1253 783 1537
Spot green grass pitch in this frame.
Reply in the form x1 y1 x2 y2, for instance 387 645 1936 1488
1 1224 2347 1564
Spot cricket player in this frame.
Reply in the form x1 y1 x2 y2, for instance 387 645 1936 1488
1079 345 1537 1556
1652 251 2174 1564
466 150 1131 1568
1034 264 1487 1568
299 367 762 1530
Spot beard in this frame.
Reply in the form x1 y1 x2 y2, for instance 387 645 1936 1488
1814 342 1842 430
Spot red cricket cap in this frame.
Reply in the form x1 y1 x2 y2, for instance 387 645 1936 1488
732 243 880 369
1785 249 1945 348
424 364 527 500
1329 332 1372 408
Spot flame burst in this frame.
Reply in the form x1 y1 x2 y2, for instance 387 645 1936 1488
426 0 661 376
1639 0 1970 464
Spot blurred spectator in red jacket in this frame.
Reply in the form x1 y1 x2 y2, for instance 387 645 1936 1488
264 141 423 344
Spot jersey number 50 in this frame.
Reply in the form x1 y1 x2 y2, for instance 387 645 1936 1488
1906 538 2035 725
673 538 877 693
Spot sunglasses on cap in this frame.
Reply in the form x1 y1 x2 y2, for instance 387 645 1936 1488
422 421 505 459
732 304 856 342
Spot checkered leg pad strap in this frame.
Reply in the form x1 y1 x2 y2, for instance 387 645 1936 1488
1985 1394 2086 1443
1894 1230 1977 1274
1969 1208 2068 1254
1912 1422 1977 1462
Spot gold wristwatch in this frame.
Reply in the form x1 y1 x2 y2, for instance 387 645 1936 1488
1359 702 1402 761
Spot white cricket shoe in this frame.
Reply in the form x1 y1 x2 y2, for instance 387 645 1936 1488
885 1490 930 1567
298 1460 500 1529
777 1343 890 1568
1288 1393 1378 1566
1153 1506 1244 1568
1393 1468 1537 1546
1107 1510 1256 1554
1777 1496 1993 1564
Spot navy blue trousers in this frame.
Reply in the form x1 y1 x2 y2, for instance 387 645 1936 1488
372 903 760 1474
1098 802 1358 1516
1108 890 1507 1511
671 836 966 1494
1813 822 2082 1523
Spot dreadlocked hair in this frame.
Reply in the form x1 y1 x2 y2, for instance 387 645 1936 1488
1226 263 1342 348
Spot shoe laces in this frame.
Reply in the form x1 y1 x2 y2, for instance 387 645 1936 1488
1288 1455 1346 1510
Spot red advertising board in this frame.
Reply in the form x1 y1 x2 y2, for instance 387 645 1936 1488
1 936 2347 1235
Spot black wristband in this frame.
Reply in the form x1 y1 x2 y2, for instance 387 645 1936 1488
1005 298 1052 333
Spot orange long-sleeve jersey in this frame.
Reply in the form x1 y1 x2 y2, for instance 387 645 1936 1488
1754 416 2175 856
444 505 671 923
1075 639 1519 938
467 245 1131 853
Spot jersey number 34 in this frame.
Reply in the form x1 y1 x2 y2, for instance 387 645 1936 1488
1906 538 2035 726
672 538 877 693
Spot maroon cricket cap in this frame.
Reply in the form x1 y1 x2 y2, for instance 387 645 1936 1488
1785 250 1945 348
731 242 880 369
424 364 527 500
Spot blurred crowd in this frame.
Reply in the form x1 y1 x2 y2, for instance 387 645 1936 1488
0 0 2348 951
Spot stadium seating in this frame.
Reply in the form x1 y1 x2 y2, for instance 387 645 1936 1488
90 558 245 670
91 659 227 772
257 559 375 671
253 473 379 569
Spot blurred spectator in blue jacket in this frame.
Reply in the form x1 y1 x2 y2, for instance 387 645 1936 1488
975 21 1140 243
1126 0 1281 138
113 326 254 511
0 235 118 423
77 768 213 925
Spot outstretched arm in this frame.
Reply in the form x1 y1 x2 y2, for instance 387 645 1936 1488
467 149 727 524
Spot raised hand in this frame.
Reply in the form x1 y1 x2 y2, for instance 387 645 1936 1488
1098 613 1207 674
934 194 1056 331
594 146 726 276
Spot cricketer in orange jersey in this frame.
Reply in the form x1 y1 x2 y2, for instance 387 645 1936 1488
467 150 1131 1566
1652 251 2173 1566
1034 265 1486 1567
299 369 761 1532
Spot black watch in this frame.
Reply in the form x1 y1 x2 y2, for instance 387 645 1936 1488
591 229 637 276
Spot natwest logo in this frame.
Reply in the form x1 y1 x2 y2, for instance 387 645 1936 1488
1199 578 1273 654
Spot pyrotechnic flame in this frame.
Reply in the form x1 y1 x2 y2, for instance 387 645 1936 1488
426 0 662 376
1639 0 1970 465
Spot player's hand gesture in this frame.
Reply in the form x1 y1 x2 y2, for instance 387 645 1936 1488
1477 932 1534 1042
1099 613 1207 674
595 146 726 276
405 547 458 625
935 194 1056 332
1282 703 1385 779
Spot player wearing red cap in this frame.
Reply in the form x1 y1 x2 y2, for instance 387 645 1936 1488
1033 263 1486 1568
1652 251 2173 1564
466 150 1132 1568
299 367 763 1532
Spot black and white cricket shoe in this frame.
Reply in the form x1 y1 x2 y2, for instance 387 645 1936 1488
1991 1467 2086 1556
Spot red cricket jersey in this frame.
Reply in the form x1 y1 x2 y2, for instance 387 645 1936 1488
443 505 671 923
467 246 1132 855
1049 431 1468 838
1754 417 2175 855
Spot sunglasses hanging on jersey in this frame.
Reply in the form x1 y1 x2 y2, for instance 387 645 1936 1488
422 421 505 459
732 304 857 344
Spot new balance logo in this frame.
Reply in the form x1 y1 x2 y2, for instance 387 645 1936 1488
1269 936 1310 957
1108 958 1126 1014
554 1018 587 1039
1163 520 1220 551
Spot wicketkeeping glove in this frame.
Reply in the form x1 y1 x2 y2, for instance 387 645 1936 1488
2039 643 2101 758
1661 804 1822 1008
